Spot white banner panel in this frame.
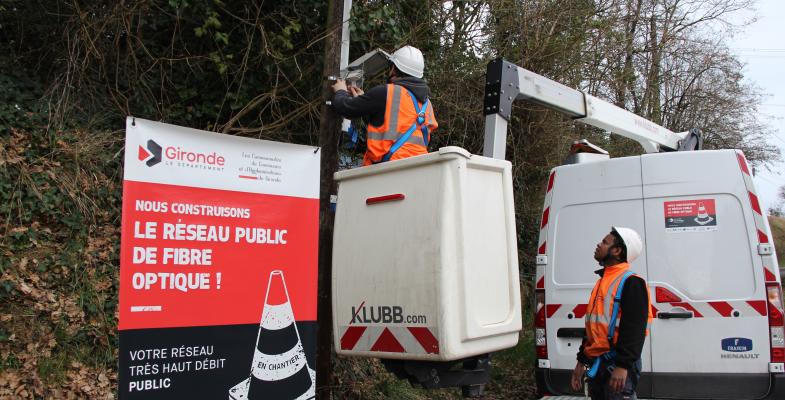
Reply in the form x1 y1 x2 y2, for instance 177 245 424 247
124 117 320 198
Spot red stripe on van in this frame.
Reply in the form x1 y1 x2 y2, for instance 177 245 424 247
651 305 659 315
747 300 768 316
546 304 562 318
671 302 703 318
538 242 547 255
758 230 769 244
748 192 762 215
547 171 556 192
572 304 588 318
736 152 750 175
765 268 777 282
708 301 733 317
536 277 544 289
541 207 550 229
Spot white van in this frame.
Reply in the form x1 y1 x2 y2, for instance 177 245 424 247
535 148 785 399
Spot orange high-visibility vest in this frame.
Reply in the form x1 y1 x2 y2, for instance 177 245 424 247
584 263 653 358
364 84 438 166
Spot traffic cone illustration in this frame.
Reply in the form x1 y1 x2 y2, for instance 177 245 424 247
694 202 713 225
229 270 315 400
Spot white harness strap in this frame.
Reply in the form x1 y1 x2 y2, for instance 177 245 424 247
584 375 589 399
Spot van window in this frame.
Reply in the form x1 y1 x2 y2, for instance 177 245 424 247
552 200 646 285
644 194 755 300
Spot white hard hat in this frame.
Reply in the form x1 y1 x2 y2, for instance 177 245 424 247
388 45 425 78
611 226 643 263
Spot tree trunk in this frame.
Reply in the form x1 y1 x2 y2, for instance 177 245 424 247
646 5 662 123
617 0 643 110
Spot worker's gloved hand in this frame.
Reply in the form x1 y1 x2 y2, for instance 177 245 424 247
332 79 347 93
570 361 585 391
348 86 364 97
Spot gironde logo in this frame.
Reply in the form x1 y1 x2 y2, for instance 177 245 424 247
137 139 226 169
138 140 162 167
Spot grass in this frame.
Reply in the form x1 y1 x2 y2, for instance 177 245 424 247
367 333 539 400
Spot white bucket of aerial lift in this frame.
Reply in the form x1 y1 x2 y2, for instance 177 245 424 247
332 147 522 361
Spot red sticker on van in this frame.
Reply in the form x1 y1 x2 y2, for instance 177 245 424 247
664 199 717 232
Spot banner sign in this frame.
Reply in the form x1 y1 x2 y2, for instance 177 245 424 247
119 118 319 399
664 198 718 232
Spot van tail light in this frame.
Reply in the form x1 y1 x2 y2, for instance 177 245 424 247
767 283 785 363
535 289 548 359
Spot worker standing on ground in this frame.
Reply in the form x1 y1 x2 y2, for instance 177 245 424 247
571 227 653 400
331 45 437 166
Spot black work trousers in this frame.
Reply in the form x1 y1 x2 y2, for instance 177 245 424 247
587 359 641 400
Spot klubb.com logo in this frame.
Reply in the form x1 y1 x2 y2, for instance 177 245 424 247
350 302 427 324
139 139 225 171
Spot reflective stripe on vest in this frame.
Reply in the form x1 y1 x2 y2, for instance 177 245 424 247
380 90 430 163
583 263 653 358
364 84 437 166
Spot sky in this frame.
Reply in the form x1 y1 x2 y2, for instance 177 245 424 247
730 0 785 213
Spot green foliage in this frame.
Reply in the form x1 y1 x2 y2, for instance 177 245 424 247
0 100 122 394
0 0 330 137
37 350 68 382
0 354 21 371
350 3 408 52
0 72 47 135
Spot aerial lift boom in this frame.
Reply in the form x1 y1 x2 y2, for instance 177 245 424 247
482 59 702 159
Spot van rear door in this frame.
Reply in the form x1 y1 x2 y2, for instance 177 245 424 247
641 150 770 399
543 156 652 396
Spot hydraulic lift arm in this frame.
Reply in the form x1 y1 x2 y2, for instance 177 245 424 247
482 59 702 159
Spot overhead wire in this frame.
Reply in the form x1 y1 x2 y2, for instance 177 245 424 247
770 133 785 146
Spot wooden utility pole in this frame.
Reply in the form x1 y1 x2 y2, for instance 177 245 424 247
316 0 345 398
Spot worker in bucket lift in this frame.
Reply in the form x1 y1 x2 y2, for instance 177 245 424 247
331 45 438 166
571 227 653 400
